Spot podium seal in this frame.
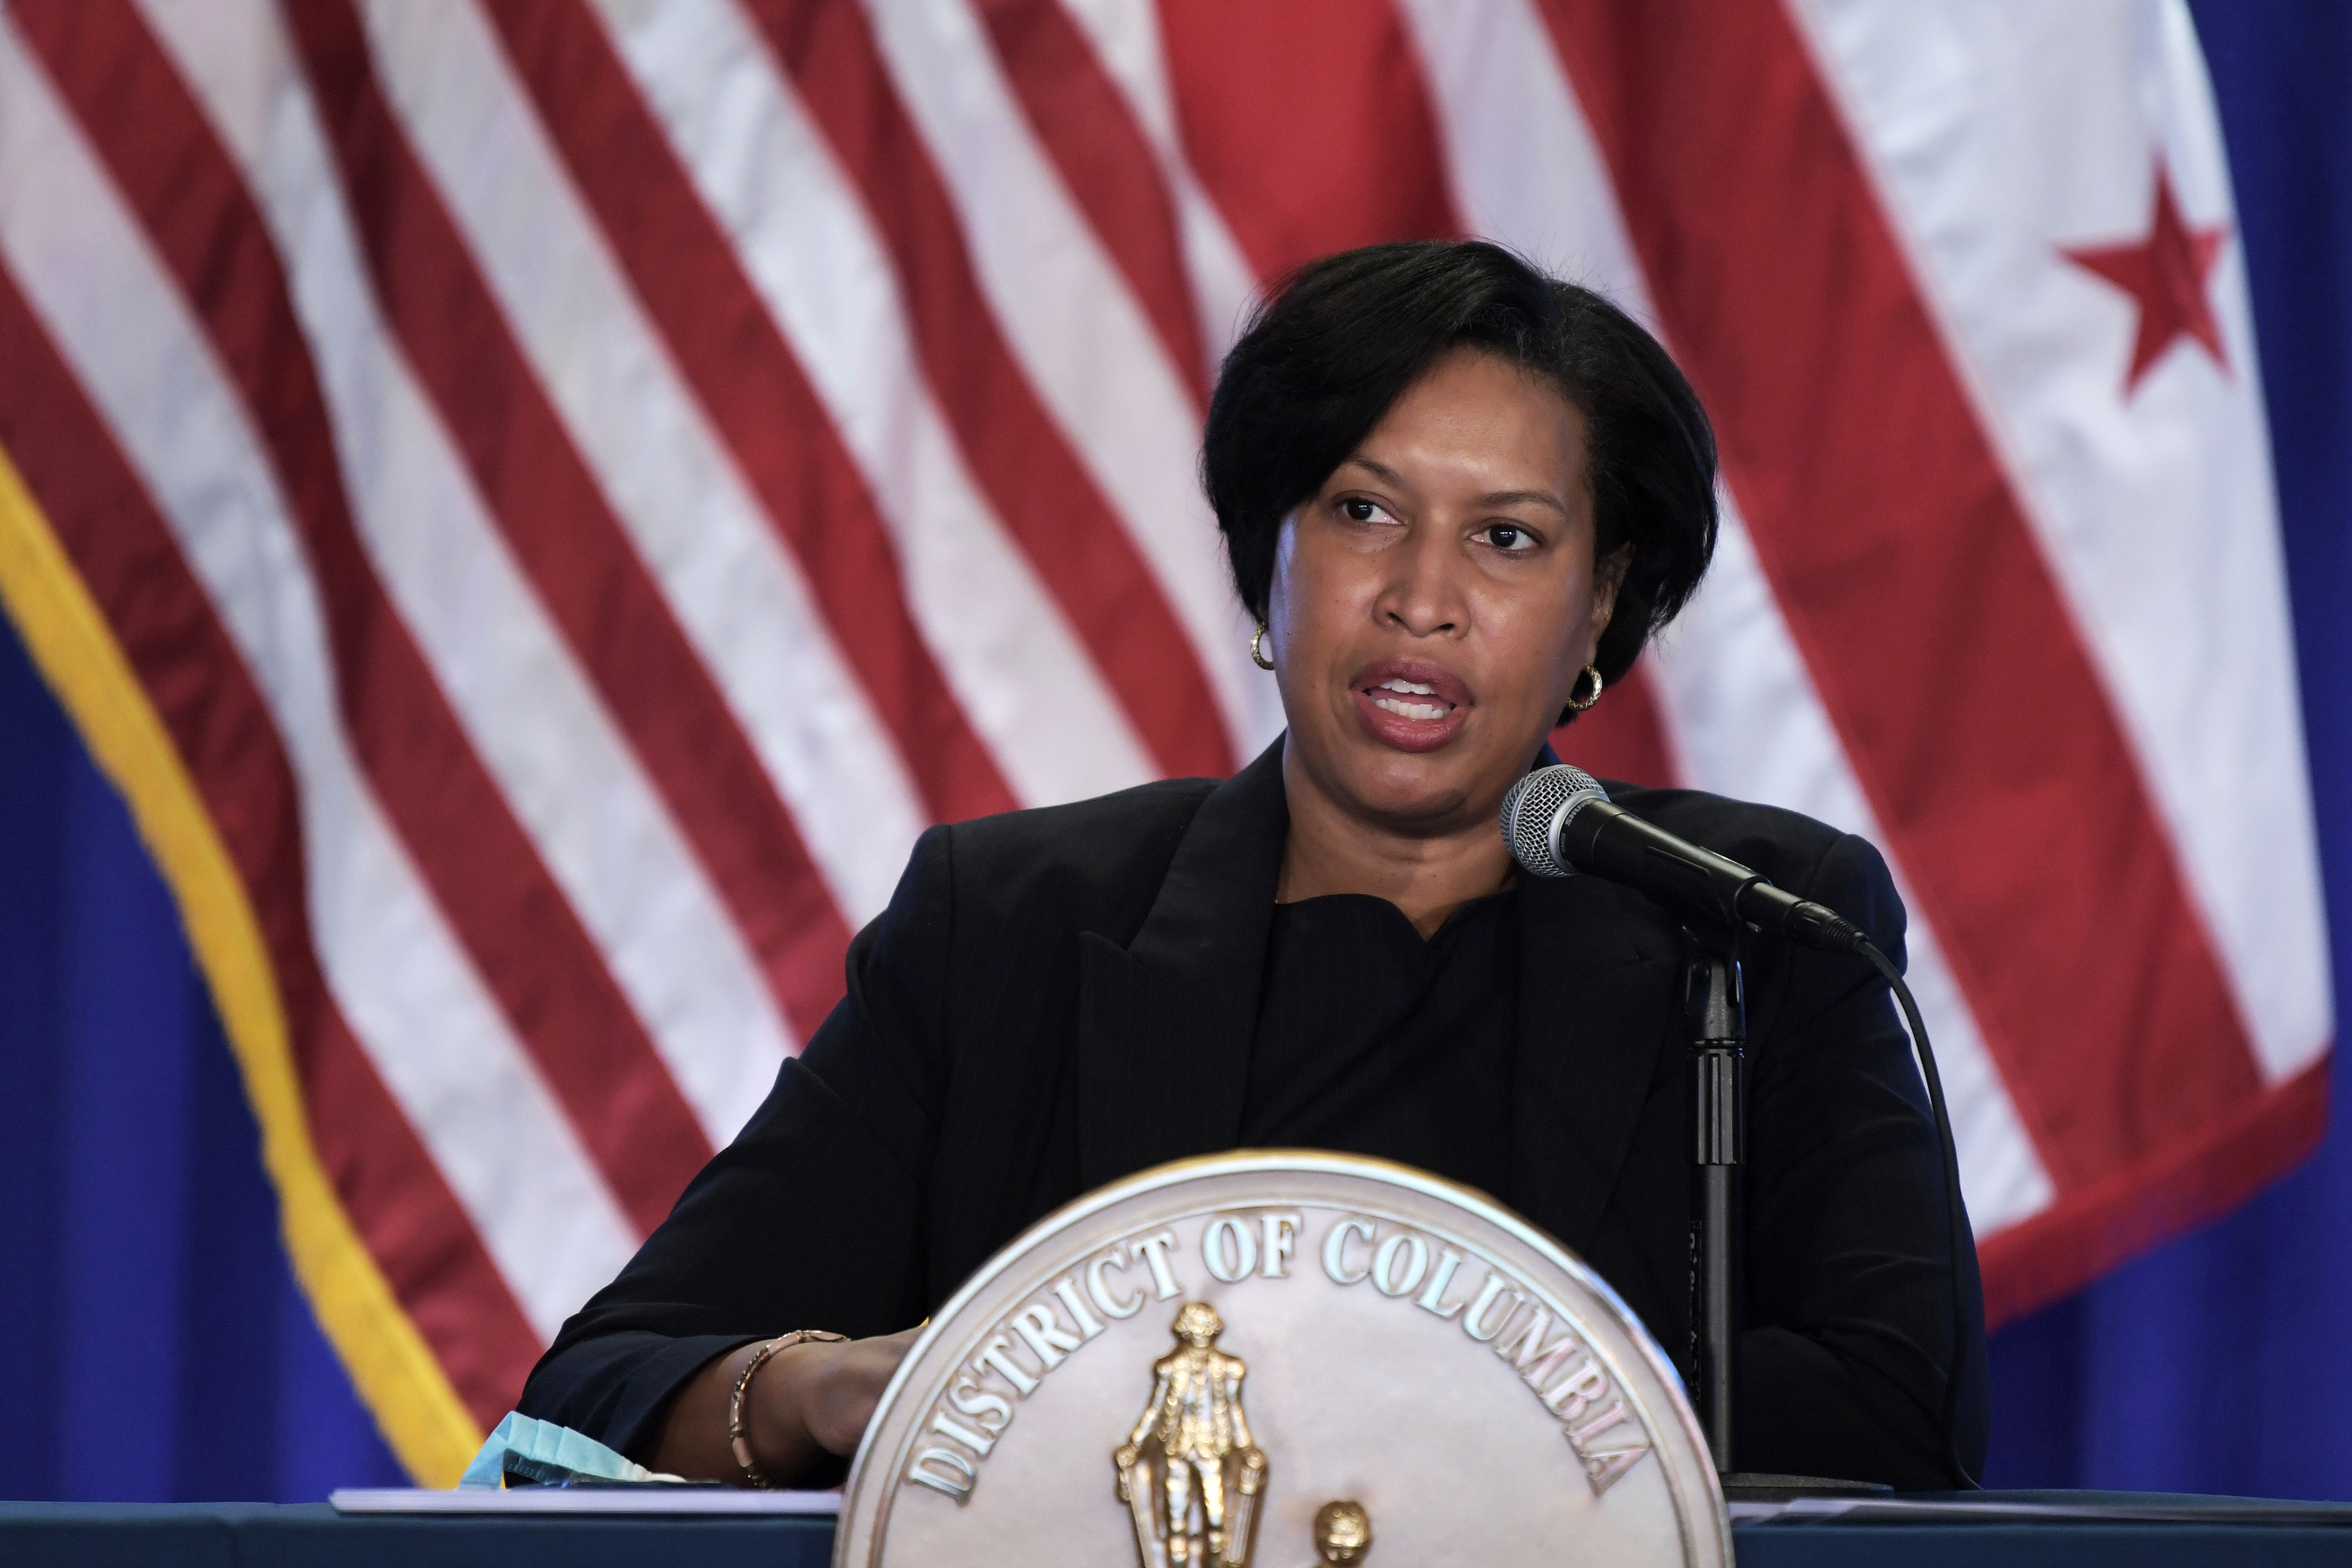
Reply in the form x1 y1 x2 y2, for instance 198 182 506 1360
837 1152 1728 1567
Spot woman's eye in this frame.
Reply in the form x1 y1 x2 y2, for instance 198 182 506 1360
1482 522 1538 552
1340 498 1390 523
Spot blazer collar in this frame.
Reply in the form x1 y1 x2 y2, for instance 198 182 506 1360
1076 738 1288 1188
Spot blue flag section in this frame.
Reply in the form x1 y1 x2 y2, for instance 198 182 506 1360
0 0 2347 1503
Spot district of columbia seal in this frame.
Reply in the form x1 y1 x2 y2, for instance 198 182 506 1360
834 1151 1728 1568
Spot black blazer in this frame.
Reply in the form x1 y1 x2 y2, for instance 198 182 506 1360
521 740 1989 1488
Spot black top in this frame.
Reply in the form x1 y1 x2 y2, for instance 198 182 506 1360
1241 891 1517 1201
517 739 1988 1488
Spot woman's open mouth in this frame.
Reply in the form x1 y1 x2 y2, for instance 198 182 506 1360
1369 677 1454 720
1350 661 1471 752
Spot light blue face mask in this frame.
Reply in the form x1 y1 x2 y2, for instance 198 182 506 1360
458 1411 687 1489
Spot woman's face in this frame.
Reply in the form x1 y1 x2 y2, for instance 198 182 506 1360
1266 347 1625 837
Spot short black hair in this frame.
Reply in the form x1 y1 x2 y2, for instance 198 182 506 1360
1202 240 1718 698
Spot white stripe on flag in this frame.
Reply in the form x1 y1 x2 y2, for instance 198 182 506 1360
363 0 932 938
0 5 636 1334
1656 514 2057 1231
1398 0 2056 1230
149 0 791 1148
592 0 1163 807
856 0 1277 760
1393 0 1654 314
1787 0 2332 1083
1054 0 1264 363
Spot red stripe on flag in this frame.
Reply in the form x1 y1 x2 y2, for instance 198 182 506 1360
974 0 1208 402
281 0 858 1039
1533 3 2267 1218
23 0 713 1234
480 0 1019 829
740 0 1235 781
1157 0 1459 281
308 1008 544 1424
0 259 541 1426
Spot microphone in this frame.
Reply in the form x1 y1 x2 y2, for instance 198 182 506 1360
1501 764 1867 953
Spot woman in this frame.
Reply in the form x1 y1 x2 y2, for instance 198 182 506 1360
519 240 1988 1490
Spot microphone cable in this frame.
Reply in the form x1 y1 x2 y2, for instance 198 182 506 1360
1849 935 1980 1491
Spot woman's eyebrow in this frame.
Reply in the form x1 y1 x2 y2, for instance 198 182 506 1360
1338 454 1406 486
1339 456 1570 516
1473 488 1570 515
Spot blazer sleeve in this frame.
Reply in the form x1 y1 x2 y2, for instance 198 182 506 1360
515 823 959 1464
1733 829 1991 1488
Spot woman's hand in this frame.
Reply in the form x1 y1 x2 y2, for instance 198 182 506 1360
647 1325 920 1486
764 1326 922 1460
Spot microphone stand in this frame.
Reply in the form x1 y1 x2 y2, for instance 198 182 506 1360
1684 921 1896 1501
1681 925 1743 1476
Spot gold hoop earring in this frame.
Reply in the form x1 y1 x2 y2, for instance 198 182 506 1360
1251 623 1276 671
1565 663 1605 712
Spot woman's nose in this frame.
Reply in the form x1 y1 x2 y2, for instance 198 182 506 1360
1377 525 1463 635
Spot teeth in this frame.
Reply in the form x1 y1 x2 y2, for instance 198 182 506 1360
1372 697 1451 721
1377 677 1438 695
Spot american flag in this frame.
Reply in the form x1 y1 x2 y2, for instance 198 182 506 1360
0 0 2326 1485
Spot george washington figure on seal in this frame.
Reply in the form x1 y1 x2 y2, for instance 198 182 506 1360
1115 1302 1270 1568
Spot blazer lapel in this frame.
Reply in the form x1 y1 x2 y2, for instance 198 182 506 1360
1508 846 1684 1257
1078 739 1289 1188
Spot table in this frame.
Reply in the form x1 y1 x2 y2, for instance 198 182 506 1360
5 1493 2350 1566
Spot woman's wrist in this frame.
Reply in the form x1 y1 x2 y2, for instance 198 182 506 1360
644 1323 917 1486
735 1331 846 1487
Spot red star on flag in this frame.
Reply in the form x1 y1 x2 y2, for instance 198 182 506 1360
2063 159 2232 395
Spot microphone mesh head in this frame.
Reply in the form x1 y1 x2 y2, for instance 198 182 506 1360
1500 764 1611 878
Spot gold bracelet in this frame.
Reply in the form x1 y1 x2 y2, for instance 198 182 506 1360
729 1330 848 1488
